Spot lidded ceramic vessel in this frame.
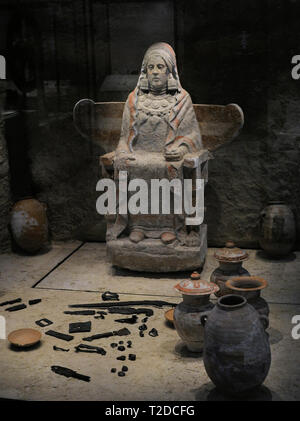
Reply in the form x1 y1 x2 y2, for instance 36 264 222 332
225 276 269 329
259 201 296 258
173 272 219 353
210 241 250 297
203 294 271 396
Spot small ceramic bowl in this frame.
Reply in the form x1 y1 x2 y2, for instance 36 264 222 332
165 308 175 325
8 328 42 348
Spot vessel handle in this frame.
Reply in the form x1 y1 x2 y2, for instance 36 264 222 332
200 313 208 326
260 210 266 219
259 314 269 330
259 210 266 230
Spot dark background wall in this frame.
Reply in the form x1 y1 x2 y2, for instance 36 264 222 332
0 0 299 249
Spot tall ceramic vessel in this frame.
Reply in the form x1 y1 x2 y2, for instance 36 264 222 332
203 294 271 396
10 197 49 253
173 272 219 353
259 201 296 257
210 241 250 297
226 276 269 329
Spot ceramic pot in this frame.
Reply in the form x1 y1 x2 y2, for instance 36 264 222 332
226 276 269 329
259 201 296 257
203 294 271 396
210 241 250 297
173 272 219 353
10 197 49 253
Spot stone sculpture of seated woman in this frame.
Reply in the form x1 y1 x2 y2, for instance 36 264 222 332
73 41 244 271
110 42 205 252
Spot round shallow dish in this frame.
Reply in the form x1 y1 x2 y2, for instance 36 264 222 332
8 328 42 348
165 308 174 324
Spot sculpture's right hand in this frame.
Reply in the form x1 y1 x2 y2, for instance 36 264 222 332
114 151 136 171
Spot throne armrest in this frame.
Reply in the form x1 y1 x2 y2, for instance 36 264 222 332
183 150 212 183
99 151 115 179
183 149 212 169
100 151 115 168
100 149 212 170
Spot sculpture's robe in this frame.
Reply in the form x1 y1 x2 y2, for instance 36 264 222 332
107 87 203 241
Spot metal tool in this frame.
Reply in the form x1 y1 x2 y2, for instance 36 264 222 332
51 365 90 382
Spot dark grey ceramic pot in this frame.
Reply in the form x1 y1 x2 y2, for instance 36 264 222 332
174 294 214 353
259 201 296 257
225 276 269 329
203 294 271 396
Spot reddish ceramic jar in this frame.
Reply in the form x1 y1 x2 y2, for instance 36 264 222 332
173 273 219 353
210 241 250 297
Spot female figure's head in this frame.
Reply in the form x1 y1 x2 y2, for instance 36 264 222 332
146 54 169 91
138 42 181 93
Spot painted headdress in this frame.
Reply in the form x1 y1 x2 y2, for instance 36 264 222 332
137 42 182 93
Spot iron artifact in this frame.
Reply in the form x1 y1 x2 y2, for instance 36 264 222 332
83 327 131 342
45 330 74 341
69 321 92 333
118 346 126 351
0 298 22 307
53 346 70 352
108 307 154 317
51 365 90 382
28 299 42 305
69 300 176 309
128 354 136 361
114 315 138 324
35 318 53 327
64 310 96 315
75 344 106 355
149 328 159 337
118 371 125 377
102 291 120 301
5 303 27 312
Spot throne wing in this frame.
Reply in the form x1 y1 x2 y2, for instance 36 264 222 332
73 99 123 152
74 100 243 153
193 103 244 151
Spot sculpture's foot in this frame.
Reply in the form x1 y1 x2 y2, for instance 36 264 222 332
160 232 176 245
129 230 145 243
186 230 201 247
107 224 208 272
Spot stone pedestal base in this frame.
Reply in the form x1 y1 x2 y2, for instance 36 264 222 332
107 225 207 272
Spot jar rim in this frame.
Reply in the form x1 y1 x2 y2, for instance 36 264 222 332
226 276 268 292
217 294 246 310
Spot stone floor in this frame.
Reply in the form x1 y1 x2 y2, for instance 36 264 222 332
0 241 299 401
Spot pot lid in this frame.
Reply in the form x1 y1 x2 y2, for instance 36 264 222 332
214 241 248 262
174 278 219 296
